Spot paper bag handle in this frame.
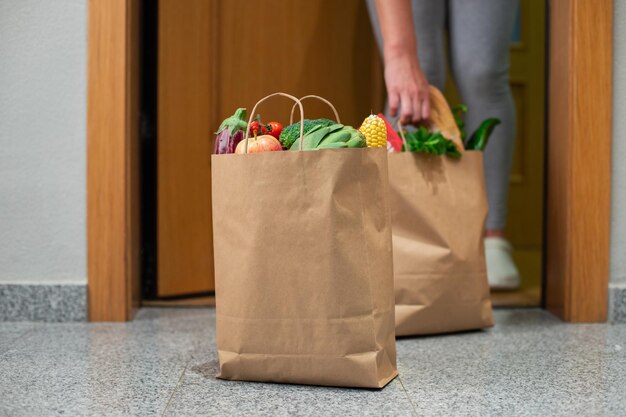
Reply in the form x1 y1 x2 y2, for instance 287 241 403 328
288 95 341 125
397 86 465 153
244 92 305 153
397 121 408 147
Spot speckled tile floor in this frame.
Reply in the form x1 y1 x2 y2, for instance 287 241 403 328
0 309 625 416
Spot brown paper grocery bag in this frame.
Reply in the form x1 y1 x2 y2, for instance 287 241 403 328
389 87 494 336
212 93 397 388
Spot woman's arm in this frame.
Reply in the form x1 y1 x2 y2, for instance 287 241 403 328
375 0 430 123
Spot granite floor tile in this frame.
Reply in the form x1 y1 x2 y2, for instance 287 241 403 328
396 310 626 416
163 354 415 417
1 308 625 416
396 310 626 358
398 349 626 416
0 318 203 416
0 322 39 355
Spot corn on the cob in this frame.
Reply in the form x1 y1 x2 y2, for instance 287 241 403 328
359 115 387 148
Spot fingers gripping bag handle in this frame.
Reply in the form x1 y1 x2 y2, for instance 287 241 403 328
397 86 465 154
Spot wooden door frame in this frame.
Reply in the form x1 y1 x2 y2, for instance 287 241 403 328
87 0 141 321
87 0 613 322
544 0 612 322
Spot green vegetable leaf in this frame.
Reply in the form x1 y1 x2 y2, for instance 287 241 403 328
399 127 461 158
279 118 335 149
216 108 247 136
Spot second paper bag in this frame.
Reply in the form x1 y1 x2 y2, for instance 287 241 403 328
388 151 494 336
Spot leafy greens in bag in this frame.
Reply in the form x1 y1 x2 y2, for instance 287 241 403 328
399 104 501 156
401 127 462 158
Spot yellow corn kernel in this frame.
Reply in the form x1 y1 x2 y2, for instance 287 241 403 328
359 115 387 148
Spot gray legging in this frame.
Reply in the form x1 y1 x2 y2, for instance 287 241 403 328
366 0 519 231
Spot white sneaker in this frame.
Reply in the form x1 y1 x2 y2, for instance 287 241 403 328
485 237 521 290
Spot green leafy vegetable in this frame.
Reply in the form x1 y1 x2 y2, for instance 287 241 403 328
290 124 366 151
398 102 500 155
400 126 461 158
279 118 336 149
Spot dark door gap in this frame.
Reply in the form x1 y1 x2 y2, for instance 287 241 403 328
140 0 158 300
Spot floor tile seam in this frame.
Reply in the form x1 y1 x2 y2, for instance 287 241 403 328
160 358 191 416
397 375 420 417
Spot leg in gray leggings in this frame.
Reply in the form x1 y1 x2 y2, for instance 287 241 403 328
366 0 519 230
449 0 518 231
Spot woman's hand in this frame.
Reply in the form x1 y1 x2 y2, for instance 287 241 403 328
384 51 430 124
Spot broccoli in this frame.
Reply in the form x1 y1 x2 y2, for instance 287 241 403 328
279 118 336 149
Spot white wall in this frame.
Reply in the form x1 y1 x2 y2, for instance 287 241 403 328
611 0 626 285
0 0 87 284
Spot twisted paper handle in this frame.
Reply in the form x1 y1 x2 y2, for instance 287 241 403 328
243 92 305 153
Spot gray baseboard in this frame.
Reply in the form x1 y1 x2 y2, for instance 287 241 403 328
1 282 623 323
0 284 86 322
609 284 626 323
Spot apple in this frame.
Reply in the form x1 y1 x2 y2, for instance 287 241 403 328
235 134 283 154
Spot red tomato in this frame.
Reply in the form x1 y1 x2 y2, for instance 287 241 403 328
266 122 283 139
249 120 268 136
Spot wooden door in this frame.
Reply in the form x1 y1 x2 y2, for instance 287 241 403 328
214 0 383 130
157 0 216 297
157 0 382 297
445 0 546 303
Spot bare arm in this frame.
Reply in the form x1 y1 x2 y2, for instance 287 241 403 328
375 0 430 123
